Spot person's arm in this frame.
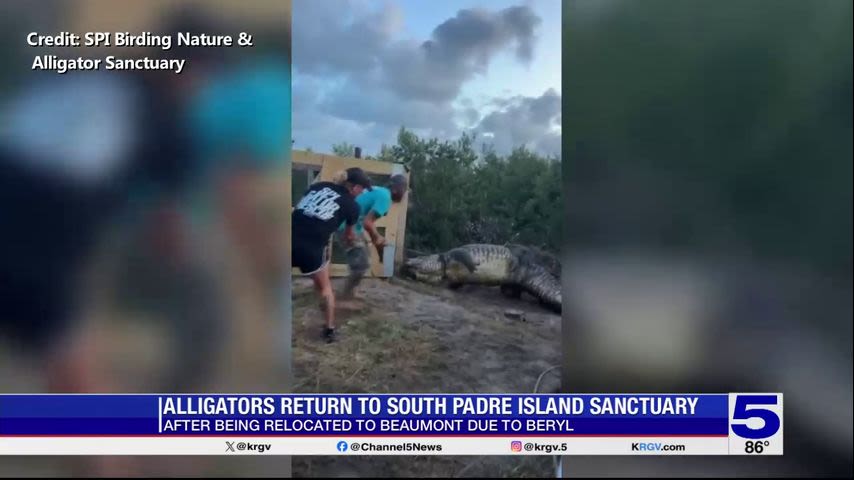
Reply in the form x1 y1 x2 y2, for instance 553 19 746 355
363 190 391 246
343 223 356 244
363 210 385 247
343 199 359 245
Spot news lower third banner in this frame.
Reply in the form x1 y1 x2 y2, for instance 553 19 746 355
0 394 782 455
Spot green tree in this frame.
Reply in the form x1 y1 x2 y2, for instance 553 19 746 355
377 128 562 254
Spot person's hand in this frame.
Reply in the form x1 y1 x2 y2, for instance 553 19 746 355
373 235 386 248
344 228 356 245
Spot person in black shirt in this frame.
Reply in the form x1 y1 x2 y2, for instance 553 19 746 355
292 168 372 342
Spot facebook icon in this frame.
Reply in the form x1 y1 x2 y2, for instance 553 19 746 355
337 441 349 452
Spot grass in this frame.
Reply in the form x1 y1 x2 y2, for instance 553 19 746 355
291 280 556 478
292 288 445 394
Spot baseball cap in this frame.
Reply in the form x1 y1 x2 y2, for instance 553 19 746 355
345 167 373 191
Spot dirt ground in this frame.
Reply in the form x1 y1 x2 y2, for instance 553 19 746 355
291 276 562 478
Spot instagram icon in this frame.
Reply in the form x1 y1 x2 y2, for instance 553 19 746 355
511 441 522 452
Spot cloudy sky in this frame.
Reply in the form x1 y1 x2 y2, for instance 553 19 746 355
292 0 562 158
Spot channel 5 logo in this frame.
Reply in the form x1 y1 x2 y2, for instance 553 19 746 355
730 394 782 439
728 393 784 455
511 441 523 452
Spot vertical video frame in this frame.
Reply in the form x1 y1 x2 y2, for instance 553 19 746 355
290 0 562 476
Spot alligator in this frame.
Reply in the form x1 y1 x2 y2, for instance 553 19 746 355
400 244 562 313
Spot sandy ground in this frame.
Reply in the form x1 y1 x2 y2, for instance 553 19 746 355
291 276 562 478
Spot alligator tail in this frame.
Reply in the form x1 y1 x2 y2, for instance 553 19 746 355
517 264 562 313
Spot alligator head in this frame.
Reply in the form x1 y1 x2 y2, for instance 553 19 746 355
401 253 445 285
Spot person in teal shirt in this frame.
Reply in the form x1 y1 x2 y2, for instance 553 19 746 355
354 186 392 235
186 57 291 272
337 173 408 299
190 58 291 171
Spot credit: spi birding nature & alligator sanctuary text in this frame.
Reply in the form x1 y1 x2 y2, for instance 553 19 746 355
28 31 246 74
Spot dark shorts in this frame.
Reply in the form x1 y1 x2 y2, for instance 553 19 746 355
292 236 330 275
0 272 74 353
0 149 103 353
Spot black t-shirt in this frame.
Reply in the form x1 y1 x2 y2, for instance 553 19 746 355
292 182 359 245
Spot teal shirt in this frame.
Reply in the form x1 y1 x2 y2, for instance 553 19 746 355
185 58 291 225
340 186 392 235
190 58 291 170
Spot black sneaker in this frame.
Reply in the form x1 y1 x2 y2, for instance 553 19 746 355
322 327 337 343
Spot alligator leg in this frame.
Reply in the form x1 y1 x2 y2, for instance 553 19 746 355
538 297 562 314
445 248 478 273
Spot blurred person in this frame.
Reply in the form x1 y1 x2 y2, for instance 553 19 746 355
180 50 292 391
86 9 292 394
188 55 292 278
2 3 292 477
336 173 408 301
0 71 138 394
110 12 292 479
292 168 366 343
103 12 235 394
0 25 228 475
0 5 226 463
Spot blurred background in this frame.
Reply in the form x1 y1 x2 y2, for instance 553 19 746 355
0 0 291 476
562 0 851 477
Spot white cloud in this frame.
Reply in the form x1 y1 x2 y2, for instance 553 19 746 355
293 1 560 157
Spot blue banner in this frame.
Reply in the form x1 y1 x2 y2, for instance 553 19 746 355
0 394 729 436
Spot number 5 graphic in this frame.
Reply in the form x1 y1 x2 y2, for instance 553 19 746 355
731 395 781 439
